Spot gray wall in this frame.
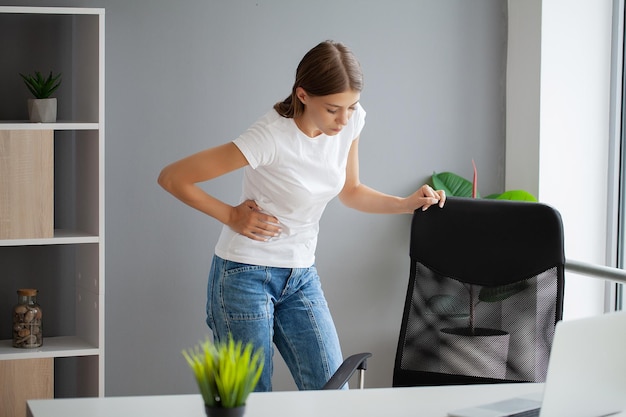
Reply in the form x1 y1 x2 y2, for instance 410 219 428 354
2 0 507 394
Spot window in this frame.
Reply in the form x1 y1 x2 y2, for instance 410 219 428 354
615 0 625 310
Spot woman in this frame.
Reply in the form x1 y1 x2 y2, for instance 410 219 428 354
158 40 445 391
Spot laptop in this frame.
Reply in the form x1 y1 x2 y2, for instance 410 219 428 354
448 310 626 417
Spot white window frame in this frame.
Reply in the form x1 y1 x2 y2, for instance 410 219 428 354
507 0 624 317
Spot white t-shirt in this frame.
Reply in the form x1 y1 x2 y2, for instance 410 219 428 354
214 103 366 268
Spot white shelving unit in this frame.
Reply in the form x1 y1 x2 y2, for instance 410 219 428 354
0 6 105 403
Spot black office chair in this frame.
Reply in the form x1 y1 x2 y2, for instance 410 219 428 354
393 197 565 386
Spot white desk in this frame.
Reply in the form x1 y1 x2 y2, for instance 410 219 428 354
27 382 626 417
27 383 548 417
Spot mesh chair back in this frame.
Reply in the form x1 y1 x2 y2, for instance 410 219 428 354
393 197 565 386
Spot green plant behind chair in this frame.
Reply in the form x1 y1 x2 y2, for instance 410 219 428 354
431 161 537 202
427 161 536 334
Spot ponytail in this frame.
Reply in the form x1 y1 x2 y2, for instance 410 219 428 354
274 41 363 119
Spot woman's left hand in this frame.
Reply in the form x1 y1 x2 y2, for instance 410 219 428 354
410 184 446 211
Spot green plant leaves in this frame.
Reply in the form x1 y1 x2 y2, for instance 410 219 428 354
478 280 530 302
182 335 264 408
432 172 477 198
431 170 537 201
490 190 537 202
426 294 469 318
19 71 62 99
182 340 219 407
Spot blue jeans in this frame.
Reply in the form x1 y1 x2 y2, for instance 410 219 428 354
206 255 344 391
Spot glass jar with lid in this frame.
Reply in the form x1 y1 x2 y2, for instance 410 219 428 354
12 288 43 348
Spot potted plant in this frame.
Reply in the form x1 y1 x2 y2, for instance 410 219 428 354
427 280 530 378
428 161 535 378
19 71 62 123
182 335 264 417
431 160 537 202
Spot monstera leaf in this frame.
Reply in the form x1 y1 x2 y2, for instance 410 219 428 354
431 162 537 202
431 172 478 198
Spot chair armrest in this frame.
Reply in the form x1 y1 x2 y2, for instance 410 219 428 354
321 352 372 390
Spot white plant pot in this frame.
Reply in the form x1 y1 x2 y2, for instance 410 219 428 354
27 98 57 123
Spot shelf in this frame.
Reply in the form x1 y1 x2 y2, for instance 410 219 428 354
0 336 99 360
0 5 105 401
0 6 104 15
0 230 99 247
0 121 99 131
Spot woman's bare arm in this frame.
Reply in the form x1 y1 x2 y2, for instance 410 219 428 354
338 138 445 213
158 143 281 240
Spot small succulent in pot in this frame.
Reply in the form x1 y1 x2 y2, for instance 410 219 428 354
19 71 62 122
19 71 62 99
182 335 264 415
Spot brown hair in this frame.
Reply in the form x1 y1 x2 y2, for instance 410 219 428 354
274 40 363 118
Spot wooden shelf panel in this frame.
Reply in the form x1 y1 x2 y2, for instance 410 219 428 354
0 6 104 15
0 336 100 360
0 121 99 131
0 230 99 247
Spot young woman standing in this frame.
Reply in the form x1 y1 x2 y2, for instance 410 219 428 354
158 40 445 391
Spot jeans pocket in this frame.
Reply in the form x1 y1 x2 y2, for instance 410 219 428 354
220 261 270 321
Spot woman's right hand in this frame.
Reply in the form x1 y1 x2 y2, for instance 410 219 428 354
229 200 282 241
